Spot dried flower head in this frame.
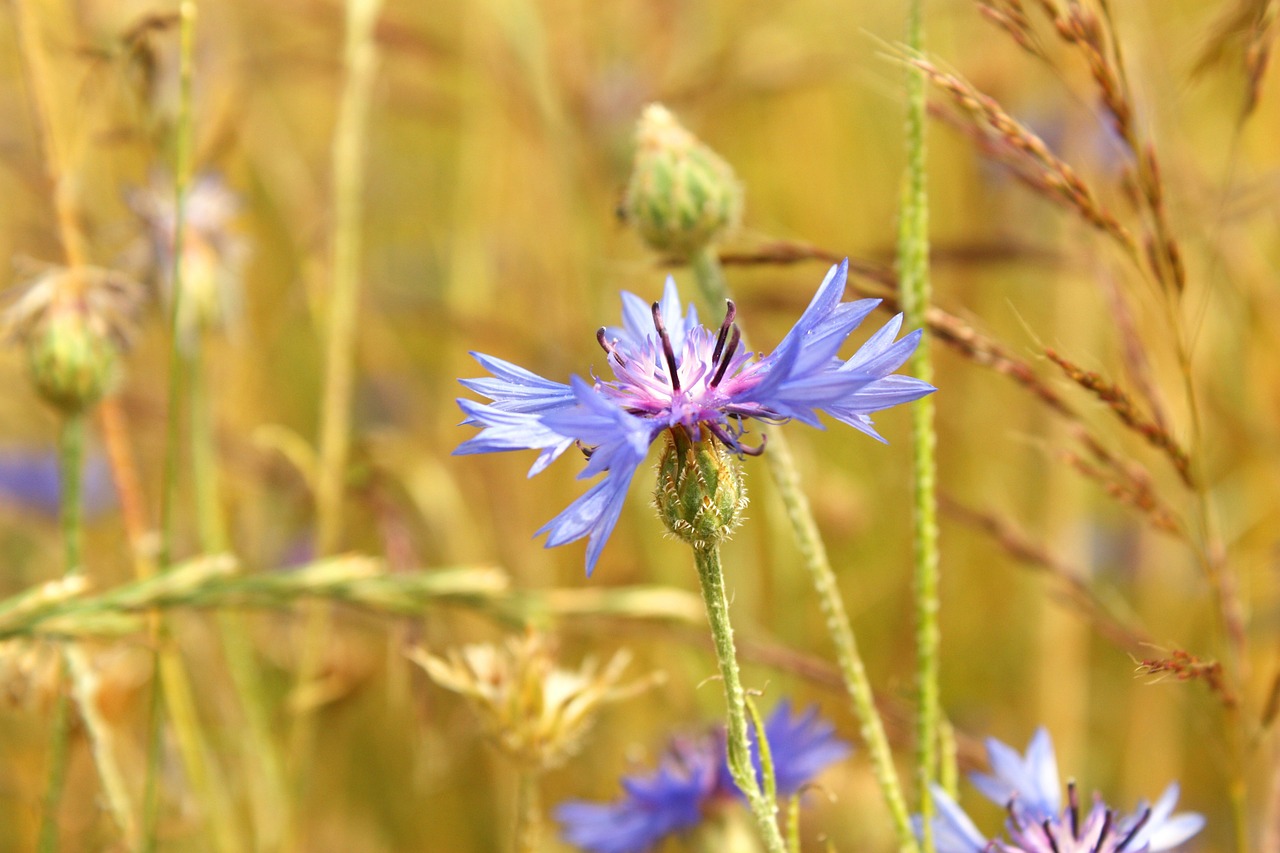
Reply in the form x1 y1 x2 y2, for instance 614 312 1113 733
409 632 658 771
4 263 145 414
129 173 247 344
624 103 743 258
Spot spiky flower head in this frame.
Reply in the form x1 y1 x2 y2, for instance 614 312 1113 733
624 103 743 258
919 728 1204 853
456 261 935 575
5 264 144 415
655 425 747 548
409 632 659 772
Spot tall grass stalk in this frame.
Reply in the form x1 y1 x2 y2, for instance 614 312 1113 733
515 770 544 853
191 343 289 851
288 0 384 833
898 2 940 850
145 4 245 852
690 247 918 852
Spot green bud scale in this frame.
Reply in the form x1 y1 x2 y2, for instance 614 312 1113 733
624 103 743 259
654 426 747 548
28 305 118 415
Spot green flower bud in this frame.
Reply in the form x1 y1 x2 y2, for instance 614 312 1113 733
4 265 143 416
654 426 748 548
624 103 743 259
27 304 118 415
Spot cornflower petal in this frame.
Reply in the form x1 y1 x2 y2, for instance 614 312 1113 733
926 784 989 853
749 699 852 796
1123 784 1205 852
971 728 1060 822
452 400 575 476
459 352 576 417
555 737 718 853
557 703 846 853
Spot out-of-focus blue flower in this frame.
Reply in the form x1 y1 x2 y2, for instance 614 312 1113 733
455 261 935 574
0 449 115 520
717 698 854 798
919 728 1204 853
556 702 851 853
557 736 720 853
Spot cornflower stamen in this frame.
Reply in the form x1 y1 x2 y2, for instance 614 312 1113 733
596 328 624 365
1115 807 1151 851
1094 810 1115 853
650 302 681 391
1042 820 1060 853
707 422 766 456
1068 781 1080 840
709 325 741 389
710 299 737 366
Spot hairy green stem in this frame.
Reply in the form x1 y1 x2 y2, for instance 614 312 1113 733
37 674 72 853
290 0 384 805
899 1 940 850
38 414 86 853
691 542 787 853
690 247 918 852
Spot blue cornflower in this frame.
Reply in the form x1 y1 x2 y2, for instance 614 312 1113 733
0 449 115 519
556 701 851 853
920 728 1205 853
456 261 935 574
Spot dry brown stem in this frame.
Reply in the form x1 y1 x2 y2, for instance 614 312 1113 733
712 242 1082 419
1046 347 1193 486
910 57 1137 256
1054 445 1183 537
1136 649 1238 710
940 494 1149 650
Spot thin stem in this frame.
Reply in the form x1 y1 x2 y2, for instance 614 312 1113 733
58 415 85 576
289 0 383 834
191 343 289 852
11 0 90 271
146 6 246 852
514 770 543 853
690 247 919 853
691 542 787 853
37 413 86 853
899 2 940 851
37 674 71 853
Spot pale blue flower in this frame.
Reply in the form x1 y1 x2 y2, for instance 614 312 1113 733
919 729 1204 853
456 261 934 574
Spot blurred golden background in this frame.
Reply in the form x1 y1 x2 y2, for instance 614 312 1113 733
0 0 1278 850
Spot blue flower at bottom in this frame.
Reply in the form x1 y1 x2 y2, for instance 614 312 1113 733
0 449 115 519
919 728 1204 853
556 701 851 853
